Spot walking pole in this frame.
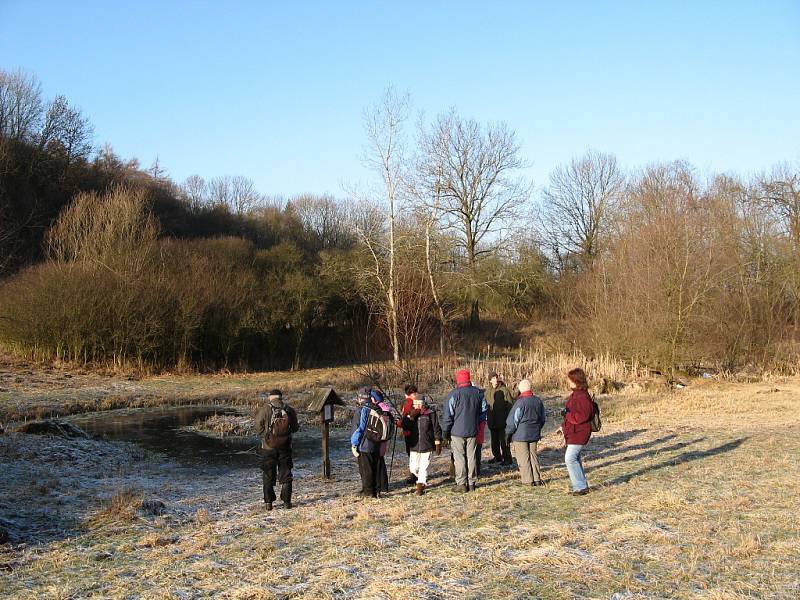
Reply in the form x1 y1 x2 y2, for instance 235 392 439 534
388 423 399 483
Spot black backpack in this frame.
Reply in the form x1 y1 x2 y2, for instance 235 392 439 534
266 405 291 449
589 396 602 432
365 405 395 442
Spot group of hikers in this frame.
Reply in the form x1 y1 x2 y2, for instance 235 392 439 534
255 367 597 510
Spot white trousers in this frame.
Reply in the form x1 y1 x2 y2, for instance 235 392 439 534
409 451 432 485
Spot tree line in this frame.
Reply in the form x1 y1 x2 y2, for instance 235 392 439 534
1 71 798 372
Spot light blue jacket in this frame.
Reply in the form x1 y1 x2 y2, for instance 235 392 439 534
350 404 380 453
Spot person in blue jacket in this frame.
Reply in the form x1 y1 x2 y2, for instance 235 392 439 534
441 369 488 492
350 387 382 498
505 378 546 486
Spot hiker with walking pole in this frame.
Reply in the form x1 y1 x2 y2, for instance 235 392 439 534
373 389 400 493
351 386 396 498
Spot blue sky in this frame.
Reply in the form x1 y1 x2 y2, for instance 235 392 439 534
1 1 798 197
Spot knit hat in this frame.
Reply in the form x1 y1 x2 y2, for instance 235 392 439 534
412 394 425 408
455 369 471 386
518 379 532 393
268 389 283 406
357 386 372 403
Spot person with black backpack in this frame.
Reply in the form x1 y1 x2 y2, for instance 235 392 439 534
255 389 300 510
351 386 394 498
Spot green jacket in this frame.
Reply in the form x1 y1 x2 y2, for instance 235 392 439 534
486 382 514 429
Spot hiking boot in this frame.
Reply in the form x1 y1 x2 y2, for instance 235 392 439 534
453 484 468 493
468 483 477 492
415 483 425 496
533 480 545 487
571 488 590 496
265 501 273 511
487 457 500 464
283 501 292 509
405 474 417 484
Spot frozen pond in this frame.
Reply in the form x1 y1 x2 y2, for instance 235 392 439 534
66 405 350 469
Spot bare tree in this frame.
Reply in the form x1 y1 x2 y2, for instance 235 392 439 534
348 87 411 362
181 175 209 211
229 175 261 214
37 95 94 173
418 109 530 325
0 69 43 141
541 150 624 272
758 162 800 332
208 175 262 214
408 158 453 356
149 156 167 180
289 194 355 250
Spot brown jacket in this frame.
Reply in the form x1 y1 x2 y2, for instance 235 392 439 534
486 382 514 429
255 402 300 449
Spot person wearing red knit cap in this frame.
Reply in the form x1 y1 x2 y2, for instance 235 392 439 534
441 369 488 492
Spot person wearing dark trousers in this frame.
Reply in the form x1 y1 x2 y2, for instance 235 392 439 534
475 418 486 476
351 387 382 498
486 373 514 465
255 389 300 510
505 379 546 486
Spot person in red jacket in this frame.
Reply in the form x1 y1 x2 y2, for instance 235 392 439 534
401 385 418 484
557 368 593 495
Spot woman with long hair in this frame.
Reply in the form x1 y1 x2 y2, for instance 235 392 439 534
558 368 594 495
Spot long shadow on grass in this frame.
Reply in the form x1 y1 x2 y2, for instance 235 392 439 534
590 437 706 471
602 437 748 487
589 431 677 460
585 428 648 451
536 431 683 471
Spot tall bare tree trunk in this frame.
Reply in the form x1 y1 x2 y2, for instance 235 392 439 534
425 212 447 356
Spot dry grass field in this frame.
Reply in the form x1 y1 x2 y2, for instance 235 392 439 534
1 367 799 599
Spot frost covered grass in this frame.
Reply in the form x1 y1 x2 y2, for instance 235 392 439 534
0 358 364 423
0 352 652 424
2 379 800 598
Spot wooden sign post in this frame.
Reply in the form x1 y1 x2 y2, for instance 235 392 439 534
307 387 346 479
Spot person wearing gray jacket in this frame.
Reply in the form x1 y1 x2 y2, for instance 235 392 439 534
505 379 546 486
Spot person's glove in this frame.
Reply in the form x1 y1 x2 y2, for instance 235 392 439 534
560 407 568 417
435 441 442 456
351 445 360 458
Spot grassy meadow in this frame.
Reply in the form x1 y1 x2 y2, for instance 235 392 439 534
1 361 799 599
